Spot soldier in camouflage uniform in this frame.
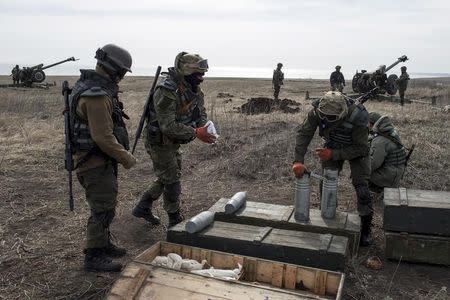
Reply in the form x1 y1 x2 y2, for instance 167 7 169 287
272 63 284 100
396 66 410 106
133 52 216 227
70 44 137 272
11 65 20 85
330 65 345 92
292 91 374 246
368 112 407 192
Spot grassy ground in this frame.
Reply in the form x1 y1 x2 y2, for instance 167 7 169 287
0 75 449 300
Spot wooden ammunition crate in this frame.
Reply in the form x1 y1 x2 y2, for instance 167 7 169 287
167 220 348 271
107 241 345 300
385 231 450 265
209 198 360 256
383 187 450 236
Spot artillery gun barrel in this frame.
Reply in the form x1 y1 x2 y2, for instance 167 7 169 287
385 55 408 73
41 57 77 70
30 63 44 70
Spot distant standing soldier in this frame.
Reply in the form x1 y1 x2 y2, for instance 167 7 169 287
272 63 284 100
11 65 20 85
70 44 137 272
133 52 217 227
368 112 407 191
330 65 345 92
292 91 374 246
396 66 410 106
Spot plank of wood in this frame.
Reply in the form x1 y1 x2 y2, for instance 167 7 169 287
209 199 360 257
271 263 285 288
167 221 348 271
385 231 450 265
384 188 450 236
284 265 298 290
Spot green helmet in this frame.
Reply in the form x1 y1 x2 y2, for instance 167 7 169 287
368 112 382 124
317 91 348 122
175 52 208 76
95 44 132 76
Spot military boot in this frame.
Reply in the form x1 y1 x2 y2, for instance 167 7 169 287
168 210 184 227
102 234 127 258
84 248 122 272
132 205 161 225
359 214 374 247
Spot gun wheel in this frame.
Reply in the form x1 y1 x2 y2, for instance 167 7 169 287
32 70 46 83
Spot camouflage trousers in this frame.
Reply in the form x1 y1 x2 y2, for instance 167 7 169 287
140 144 182 213
322 155 373 216
331 83 344 92
77 162 118 249
273 85 281 100
399 88 406 106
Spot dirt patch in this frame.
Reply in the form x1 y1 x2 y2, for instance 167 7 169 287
217 92 234 98
239 97 301 114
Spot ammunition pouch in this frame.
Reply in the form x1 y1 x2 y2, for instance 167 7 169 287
146 122 163 145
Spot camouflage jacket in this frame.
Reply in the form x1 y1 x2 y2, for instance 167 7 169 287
272 69 284 86
369 116 406 188
396 72 409 90
294 100 369 163
330 71 345 85
145 68 207 146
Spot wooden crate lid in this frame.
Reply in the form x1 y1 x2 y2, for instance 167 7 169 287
384 187 450 209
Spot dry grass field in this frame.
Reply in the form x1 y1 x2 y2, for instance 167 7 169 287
0 74 449 300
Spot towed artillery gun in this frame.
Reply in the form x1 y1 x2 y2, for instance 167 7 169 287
352 55 408 95
18 57 78 87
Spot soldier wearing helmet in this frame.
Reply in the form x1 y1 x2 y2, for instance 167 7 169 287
11 64 20 85
133 52 216 228
396 66 410 106
292 91 374 246
272 63 284 100
70 44 136 272
330 65 345 92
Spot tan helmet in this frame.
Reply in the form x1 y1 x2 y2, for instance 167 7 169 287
95 44 132 76
175 52 208 76
317 91 348 122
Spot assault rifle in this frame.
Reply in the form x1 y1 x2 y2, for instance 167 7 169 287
344 86 379 105
62 80 74 211
131 66 162 154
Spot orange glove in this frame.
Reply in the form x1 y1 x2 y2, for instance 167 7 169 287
292 162 306 178
315 148 333 161
195 125 216 144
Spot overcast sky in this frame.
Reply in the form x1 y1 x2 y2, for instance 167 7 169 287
0 0 449 77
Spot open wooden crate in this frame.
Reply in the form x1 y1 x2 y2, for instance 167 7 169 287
107 241 344 300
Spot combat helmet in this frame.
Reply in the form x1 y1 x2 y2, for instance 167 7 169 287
277 63 283 68
401 66 407 71
335 65 341 70
95 44 132 79
175 52 208 76
317 91 348 122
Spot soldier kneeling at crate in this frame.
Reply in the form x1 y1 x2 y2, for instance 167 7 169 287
292 91 374 246
368 112 407 192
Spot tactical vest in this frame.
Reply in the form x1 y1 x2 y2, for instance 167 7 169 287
313 100 368 149
69 69 130 156
373 132 407 167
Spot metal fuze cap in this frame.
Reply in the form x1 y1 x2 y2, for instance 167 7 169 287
317 91 348 122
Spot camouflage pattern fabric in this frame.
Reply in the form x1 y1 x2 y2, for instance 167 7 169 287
330 71 345 92
77 163 118 248
396 71 409 105
294 99 372 216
